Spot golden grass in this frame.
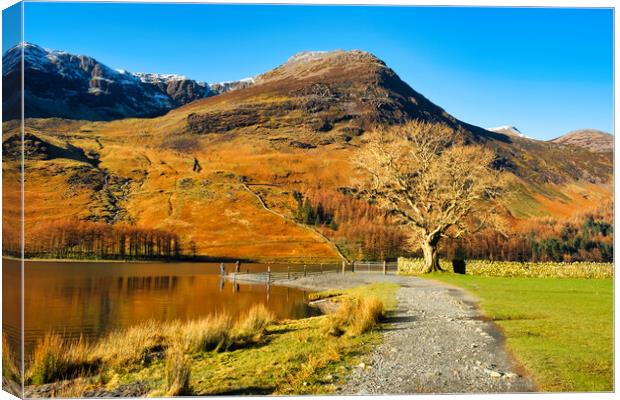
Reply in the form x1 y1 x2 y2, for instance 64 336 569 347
182 314 232 353
231 303 275 345
164 340 191 396
93 320 171 373
28 333 98 385
323 296 384 337
2 334 20 383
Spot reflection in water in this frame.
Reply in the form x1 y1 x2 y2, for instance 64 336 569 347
2 259 22 370
6 261 317 357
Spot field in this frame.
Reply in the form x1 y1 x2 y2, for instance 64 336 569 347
426 273 613 392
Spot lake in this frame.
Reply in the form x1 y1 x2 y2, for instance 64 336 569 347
2 259 327 357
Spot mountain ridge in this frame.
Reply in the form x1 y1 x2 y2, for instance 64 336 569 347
2 42 254 120
550 129 613 153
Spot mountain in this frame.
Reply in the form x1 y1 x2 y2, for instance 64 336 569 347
551 129 613 153
174 50 508 142
2 49 613 261
1 43 253 121
488 125 531 139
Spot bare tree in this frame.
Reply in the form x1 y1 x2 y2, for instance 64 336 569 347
355 121 508 273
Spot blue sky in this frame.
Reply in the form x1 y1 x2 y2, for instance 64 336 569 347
17 3 615 139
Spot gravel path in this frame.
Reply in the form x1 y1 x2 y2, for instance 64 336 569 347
283 273 536 394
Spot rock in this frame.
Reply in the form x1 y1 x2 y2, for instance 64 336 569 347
484 368 503 378
289 140 317 149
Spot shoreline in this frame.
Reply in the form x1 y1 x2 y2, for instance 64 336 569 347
4 256 343 265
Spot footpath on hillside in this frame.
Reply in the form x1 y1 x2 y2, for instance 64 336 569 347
283 274 535 394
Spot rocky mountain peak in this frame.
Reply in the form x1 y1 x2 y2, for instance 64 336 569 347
2 42 253 120
551 129 613 153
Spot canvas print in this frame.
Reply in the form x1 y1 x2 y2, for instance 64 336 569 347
1 2 614 398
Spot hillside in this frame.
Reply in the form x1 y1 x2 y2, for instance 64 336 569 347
2 49 613 262
551 129 613 153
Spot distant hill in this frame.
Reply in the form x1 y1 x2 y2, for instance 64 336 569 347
551 129 613 153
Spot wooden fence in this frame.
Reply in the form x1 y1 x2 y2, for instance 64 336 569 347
225 260 398 284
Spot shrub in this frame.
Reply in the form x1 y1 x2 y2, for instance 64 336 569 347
183 314 232 353
232 304 275 345
27 333 97 384
165 341 191 396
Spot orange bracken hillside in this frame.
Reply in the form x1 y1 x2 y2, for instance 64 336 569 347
2 51 613 262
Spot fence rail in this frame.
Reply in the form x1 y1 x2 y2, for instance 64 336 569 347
225 260 398 284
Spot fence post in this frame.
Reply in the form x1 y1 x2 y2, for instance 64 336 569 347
368 262 370 272
320 263 323 274
304 264 307 277
268 266 271 284
352 261 355 273
235 261 240 273
342 260 345 275
287 265 290 280
383 260 387 275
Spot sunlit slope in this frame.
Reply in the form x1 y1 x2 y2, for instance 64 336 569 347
4 50 612 261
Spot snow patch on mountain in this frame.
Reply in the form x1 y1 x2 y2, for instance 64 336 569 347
488 125 532 139
2 42 256 119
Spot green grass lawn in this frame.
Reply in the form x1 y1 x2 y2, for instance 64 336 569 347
427 273 613 392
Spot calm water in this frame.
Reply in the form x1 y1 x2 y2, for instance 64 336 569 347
3 259 322 357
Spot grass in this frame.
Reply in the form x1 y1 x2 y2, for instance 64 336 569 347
28 333 98 385
2 334 20 384
322 297 384 337
164 340 191 396
426 273 613 392
25 283 398 396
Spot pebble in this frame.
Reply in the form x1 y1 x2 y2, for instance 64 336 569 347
282 273 536 395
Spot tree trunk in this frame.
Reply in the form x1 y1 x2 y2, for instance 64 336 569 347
421 239 442 273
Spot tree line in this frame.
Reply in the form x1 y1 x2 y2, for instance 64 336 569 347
436 204 613 263
26 220 181 260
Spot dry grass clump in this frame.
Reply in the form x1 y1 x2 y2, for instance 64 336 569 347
231 304 275 345
2 334 20 383
183 313 232 353
93 320 172 372
27 333 98 385
26 305 278 387
322 297 384 337
164 340 192 396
